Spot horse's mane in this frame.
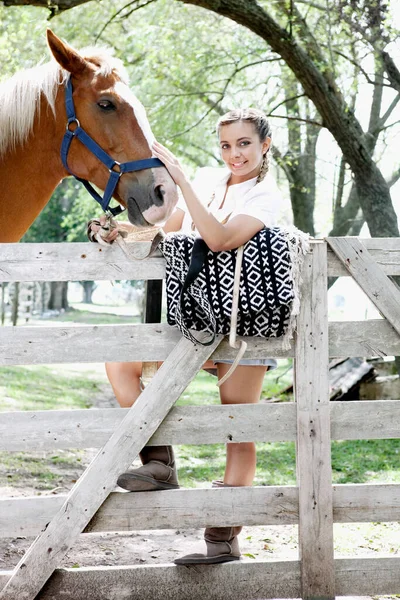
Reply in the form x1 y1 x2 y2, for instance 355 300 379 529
0 47 128 159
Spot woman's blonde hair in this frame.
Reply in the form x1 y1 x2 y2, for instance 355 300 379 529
217 108 272 183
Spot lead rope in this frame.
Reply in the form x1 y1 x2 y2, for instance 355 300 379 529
217 244 247 387
192 193 246 385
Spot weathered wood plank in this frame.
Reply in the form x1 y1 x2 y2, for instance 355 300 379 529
328 318 400 358
1 556 400 600
333 483 400 523
90 485 296 532
334 556 400 596
3 239 400 282
327 238 400 276
0 487 298 538
0 404 297 451
0 323 293 365
294 242 335 599
0 561 302 600
0 335 221 600
2 400 400 452
3 483 400 538
0 243 165 282
331 399 400 440
2 319 400 366
328 237 400 337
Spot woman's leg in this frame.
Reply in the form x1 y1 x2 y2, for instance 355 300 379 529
175 364 267 565
105 361 179 491
217 364 267 486
105 361 142 407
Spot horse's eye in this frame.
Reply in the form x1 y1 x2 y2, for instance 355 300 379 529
98 100 116 111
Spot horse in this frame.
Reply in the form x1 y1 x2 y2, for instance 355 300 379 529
0 29 178 242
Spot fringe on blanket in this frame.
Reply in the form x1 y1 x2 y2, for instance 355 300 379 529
279 227 310 350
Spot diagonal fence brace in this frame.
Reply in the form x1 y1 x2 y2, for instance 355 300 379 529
0 334 222 600
327 237 400 337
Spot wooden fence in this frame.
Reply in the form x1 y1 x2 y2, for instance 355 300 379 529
0 238 400 600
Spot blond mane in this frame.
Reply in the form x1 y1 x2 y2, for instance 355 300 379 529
0 47 128 159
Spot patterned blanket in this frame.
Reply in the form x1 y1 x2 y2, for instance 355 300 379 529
159 227 309 346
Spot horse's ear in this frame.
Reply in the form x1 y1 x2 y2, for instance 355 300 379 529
47 29 89 76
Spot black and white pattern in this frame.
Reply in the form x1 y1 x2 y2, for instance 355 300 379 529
159 227 304 345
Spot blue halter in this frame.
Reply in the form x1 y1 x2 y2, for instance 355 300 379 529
60 77 164 217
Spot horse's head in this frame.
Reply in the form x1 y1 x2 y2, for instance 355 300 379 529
47 30 178 226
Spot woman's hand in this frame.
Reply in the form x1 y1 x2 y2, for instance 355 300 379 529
152 141 188 188
87 214 120 245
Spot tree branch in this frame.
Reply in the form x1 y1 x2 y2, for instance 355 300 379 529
96 0 158 42
2 0 88 11
388 165 400 189
268 93 307 115
268 114 323 127
381 51 400 93
295 0 325 10
378 118 400 134
332 49 387 87
377 93 400 131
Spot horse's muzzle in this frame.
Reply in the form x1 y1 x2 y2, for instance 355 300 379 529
124 167 178 226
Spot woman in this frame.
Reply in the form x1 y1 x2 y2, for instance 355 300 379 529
90 108 282 564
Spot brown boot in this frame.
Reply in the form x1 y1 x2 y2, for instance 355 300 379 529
175 479 242 565
174 526 242 565
117 445 179 492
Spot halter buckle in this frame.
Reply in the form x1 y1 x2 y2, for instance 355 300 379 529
66 117 80 132
110 161 122 176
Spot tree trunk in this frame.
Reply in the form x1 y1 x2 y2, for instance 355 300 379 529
288 126 318 235
80 281 96 304
48 282 69 311
289 159 316 235
1 282 6 326
11 282 19 326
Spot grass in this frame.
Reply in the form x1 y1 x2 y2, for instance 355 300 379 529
0 365 102 411
0 363 105 489
1 449 87 491
31 307 141 326
331 439 400 484
178 438 400 488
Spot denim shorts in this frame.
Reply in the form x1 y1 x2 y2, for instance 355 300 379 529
205 358 277 377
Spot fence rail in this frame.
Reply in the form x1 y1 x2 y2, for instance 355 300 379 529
1 237 400 284
1 401 400 452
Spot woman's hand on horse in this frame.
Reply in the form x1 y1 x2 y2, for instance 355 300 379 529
87 215 120 245
152 141 188 188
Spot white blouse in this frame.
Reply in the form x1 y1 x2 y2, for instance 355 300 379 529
178 166 283 234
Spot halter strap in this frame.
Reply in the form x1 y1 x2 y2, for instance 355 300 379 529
61 77 164 216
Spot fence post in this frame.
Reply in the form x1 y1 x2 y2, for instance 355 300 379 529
294 240 335 599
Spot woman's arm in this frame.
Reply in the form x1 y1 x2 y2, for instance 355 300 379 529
178 178 263 250
153 142 264 251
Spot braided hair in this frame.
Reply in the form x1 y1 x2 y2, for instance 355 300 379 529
216 108 272 184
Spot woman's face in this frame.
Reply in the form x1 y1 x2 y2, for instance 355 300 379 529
219 121 271 183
